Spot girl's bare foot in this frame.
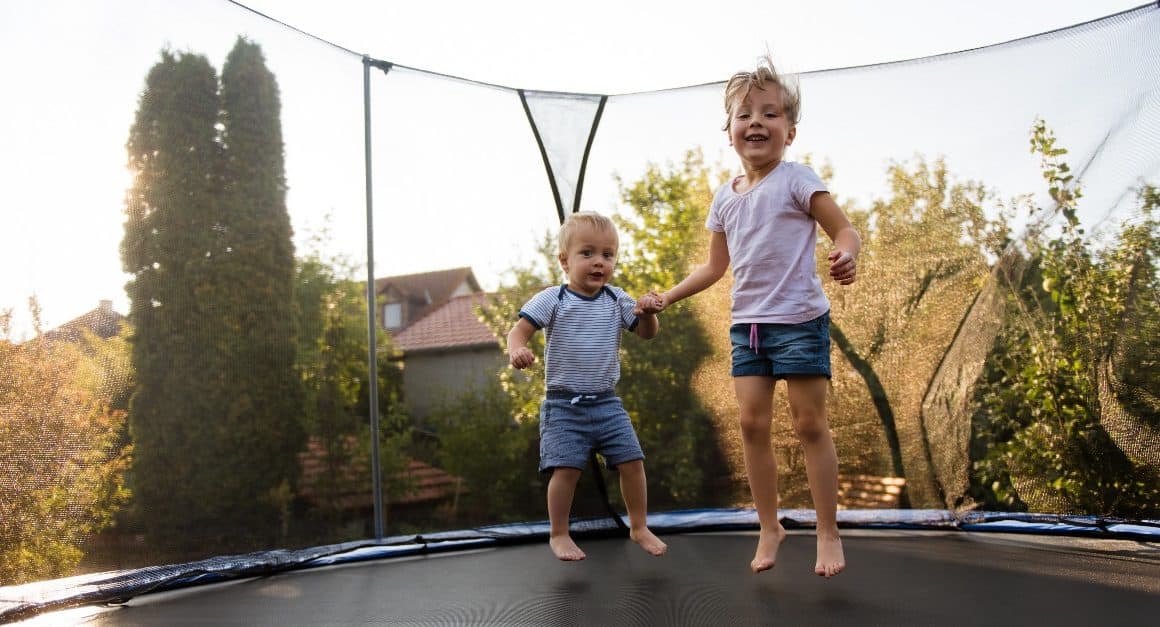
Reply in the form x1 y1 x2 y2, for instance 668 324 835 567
550 534 586 561
750 524 788 573
814 533 845 578
630 527 668 556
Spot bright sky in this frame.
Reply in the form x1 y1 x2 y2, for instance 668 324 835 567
0 0 1150 340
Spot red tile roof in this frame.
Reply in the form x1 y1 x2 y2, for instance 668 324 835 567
297 435 463 508
43 300 125 343
391 293 499 353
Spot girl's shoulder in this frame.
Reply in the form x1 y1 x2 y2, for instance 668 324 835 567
775 160 818 178
780 161 823 183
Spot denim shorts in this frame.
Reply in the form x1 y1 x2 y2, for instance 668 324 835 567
730 311 831 379
538 391 644 473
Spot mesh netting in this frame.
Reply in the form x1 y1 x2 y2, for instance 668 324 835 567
1 0 1157 609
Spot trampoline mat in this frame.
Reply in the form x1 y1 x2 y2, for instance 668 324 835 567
69 530 1159 626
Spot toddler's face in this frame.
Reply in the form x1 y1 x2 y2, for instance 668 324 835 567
728 87 796 169
559 224 618 297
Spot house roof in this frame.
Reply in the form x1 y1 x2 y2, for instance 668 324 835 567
391 293 499 353
374 267 479 303
297 435 463 508
42 300 125 343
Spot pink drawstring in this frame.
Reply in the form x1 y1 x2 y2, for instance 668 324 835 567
749 323 759 354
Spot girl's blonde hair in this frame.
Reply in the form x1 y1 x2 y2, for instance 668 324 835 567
722 55 801 131
558 211 618 256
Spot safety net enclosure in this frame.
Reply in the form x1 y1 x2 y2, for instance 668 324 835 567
1 0 1158 623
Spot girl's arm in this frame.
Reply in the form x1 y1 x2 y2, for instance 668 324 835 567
660 230 730 308
810 192 861 285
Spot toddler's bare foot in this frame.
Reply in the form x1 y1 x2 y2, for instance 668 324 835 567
814 532 845 578
550 534 586 561
750 524 788 573
630 527 668 556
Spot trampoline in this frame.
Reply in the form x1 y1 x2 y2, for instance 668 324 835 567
77 534 1160 626
5 510 1159 625
4 2 1160 626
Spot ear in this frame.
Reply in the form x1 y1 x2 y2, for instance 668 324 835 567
558 252 569 271
786 126 797 146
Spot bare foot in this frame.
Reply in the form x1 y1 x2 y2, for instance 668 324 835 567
750 524 788 573
814 533 845 578
629 527 668 556
550 534 586 561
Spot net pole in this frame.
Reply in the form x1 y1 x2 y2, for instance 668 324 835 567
363 55 385 540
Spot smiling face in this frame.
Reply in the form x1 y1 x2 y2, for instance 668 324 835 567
559 221 619 297
727 86 796 172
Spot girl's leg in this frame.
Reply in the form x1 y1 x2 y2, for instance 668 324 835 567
546 467 585 560
734 375 787 573
617 460 667 556
785 376 845 578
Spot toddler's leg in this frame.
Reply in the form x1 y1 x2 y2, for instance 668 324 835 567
617 460 667 556
734 375 787 573
787 376 845 578
546 467 585 561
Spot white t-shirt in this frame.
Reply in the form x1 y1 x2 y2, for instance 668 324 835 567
706 161 830 324
518 285 639 394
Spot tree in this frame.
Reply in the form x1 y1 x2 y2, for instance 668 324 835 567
122 49 227 545
971 121 1159 516
0 300 130 584
215 36 305 539
612 151 733 506
821 157 1005 507
293 233 412 537
122 39 304 549
444 235 558 522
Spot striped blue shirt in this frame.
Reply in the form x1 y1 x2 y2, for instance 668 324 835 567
519 285 640 394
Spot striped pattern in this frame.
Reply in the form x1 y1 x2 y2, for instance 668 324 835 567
519 285 638 394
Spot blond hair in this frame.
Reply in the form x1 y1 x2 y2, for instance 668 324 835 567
722 55 801 131
558 211 618 256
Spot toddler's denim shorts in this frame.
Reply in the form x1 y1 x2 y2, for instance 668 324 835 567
538 391 644 474
729 310 831 379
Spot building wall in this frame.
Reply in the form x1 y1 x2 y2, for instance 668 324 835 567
402 346 506 422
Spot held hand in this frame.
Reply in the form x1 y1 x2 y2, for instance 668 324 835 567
828 249 857 285
634 291 667 315
509 347 536 369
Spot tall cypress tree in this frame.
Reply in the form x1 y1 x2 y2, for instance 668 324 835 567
122 40 303 549
215 36 304 539
122 51 226 543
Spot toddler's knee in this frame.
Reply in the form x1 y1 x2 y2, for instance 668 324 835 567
617 459 645 475
549 467 583 483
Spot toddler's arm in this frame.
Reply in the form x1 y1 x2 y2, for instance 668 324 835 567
633 307 659 340
507 318 538 369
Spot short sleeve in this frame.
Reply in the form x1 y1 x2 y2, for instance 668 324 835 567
518 286 561 329
705 182 729 232
790 164 828 213
612 287 639 331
